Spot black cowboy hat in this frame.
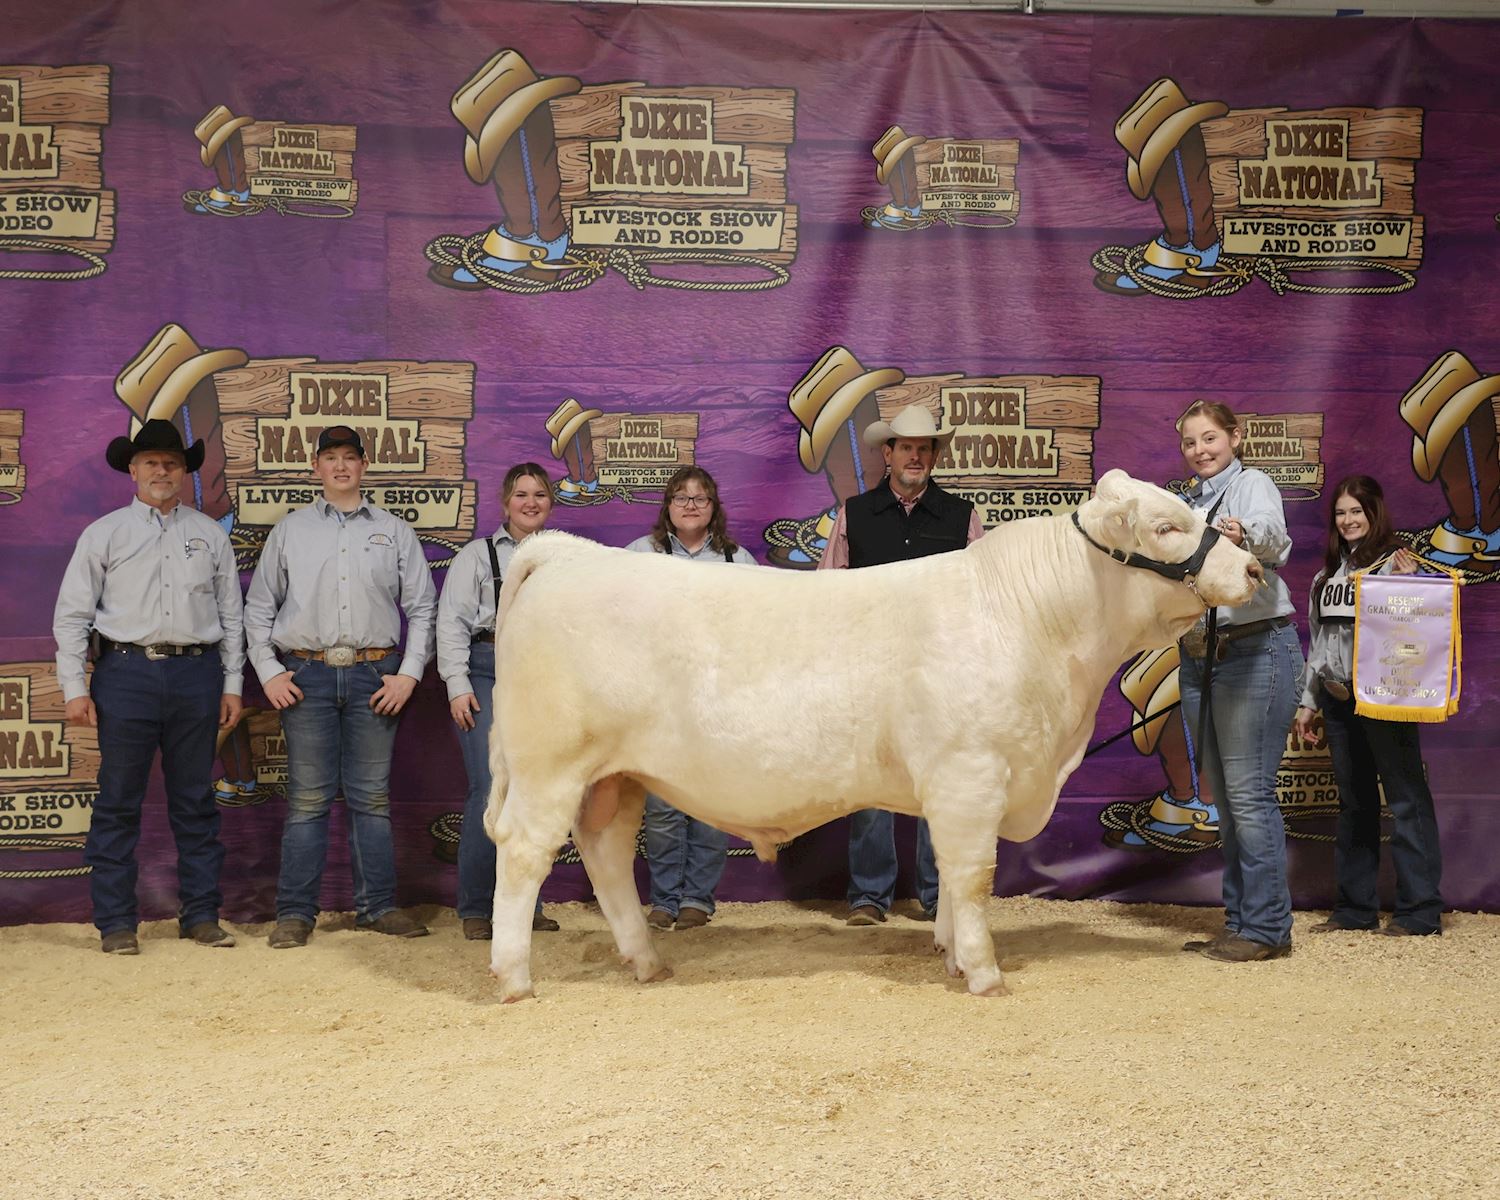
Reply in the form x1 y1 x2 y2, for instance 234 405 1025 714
105 419 205 473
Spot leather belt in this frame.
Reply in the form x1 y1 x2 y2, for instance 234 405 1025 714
288 646 394 667
1217 615 1292 644
470 631 496 644
100 638 216 661
1183 615 1291 661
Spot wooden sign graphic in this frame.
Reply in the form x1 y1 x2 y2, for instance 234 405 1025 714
1204 107 1423 268
0 665 98 843
553 85 797 262
242 121 358 207
0 408 22 503
590 412 700 490
914 139 1020 218
214 358 477 542
0 65 112 254
875 375 1100 526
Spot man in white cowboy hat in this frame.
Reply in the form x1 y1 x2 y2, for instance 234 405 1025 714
53 420 246 955
244 425 437 948
818 404 985 925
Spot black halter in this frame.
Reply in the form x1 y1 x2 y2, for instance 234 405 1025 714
1070 510 1222 585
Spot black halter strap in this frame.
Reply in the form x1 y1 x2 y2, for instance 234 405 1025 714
1070 510 1223 584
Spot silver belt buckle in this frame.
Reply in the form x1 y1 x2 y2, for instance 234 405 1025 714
1181 617 1209 659
143 644 170 661
325 645 357 668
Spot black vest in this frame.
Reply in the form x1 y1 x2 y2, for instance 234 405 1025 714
844 480 973 568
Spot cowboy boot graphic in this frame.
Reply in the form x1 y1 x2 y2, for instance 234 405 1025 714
1095 78 1228 295
1101 647 1219 850
115 324 249 532
765 347 904 568
431 50 583 290
865 126 926 230
545 398 603 500
1402 351 1500 570
189 106 255 214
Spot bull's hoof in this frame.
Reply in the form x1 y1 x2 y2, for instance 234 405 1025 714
501 987 536 1004
640 964 674 985
967 974 1009 997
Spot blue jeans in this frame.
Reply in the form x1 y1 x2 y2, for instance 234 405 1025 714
643 793 727 917
1178 622 1302 947
275 653 402 924
847 810 938 914
454 643 543 919
86 647 225 935
1320 696 1443 933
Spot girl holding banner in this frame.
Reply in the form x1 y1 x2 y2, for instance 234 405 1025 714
1294 476 1444 937
1174 401 1304 963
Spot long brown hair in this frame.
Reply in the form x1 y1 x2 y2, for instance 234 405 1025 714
1323 474 1396 577
649 465 739 556
1175 400 1244 460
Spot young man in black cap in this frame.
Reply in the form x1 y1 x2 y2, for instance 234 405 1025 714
244 426 437 948
53 420 246 954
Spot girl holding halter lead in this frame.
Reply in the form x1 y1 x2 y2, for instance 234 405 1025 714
436 462 561 940
626 466 757 931
1293 476 1443 937
1174 401 1304 962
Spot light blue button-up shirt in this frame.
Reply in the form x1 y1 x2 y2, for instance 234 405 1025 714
52 498 245 702
624 531 757 565
436 527 524 701
1186 458 1294 626
243 496 436 685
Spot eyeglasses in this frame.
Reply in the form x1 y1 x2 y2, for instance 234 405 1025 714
669 495 713 509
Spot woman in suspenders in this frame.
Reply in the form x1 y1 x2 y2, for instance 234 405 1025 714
1294 476 1442 936
625 466 757 930
1174 401 1305 962
437 462 560 940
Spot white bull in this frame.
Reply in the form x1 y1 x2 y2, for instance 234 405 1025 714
482 469 1260 1000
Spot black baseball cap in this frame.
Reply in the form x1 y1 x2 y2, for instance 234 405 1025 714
316 425 366 457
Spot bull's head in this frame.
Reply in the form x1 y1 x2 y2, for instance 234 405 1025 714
1079 470 1262 635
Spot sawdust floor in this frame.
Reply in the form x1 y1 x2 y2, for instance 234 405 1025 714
6 898 1497 1200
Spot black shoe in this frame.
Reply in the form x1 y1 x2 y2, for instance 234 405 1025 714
268 917 314 949
1376 921 1441 937
180 921 235 947
101 930 139 955
1309 919 1375 933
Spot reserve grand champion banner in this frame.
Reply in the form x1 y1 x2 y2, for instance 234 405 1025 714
2 2 1497 924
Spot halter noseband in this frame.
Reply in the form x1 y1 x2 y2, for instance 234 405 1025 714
1070 510 1222 589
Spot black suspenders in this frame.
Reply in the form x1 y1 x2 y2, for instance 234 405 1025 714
485 537 503 615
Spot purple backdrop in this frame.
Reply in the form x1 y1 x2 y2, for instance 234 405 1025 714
1 1 1496 925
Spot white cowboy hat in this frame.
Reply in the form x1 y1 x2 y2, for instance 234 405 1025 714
862 404 956 453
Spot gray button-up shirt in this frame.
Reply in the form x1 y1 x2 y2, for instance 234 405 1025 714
52 498 246 702
243 496 436 685
436 527 524 701
624 531 757 565
1186 459 1294 626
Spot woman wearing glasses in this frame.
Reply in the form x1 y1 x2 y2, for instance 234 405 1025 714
625 466 756 930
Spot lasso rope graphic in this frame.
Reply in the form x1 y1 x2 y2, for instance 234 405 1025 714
424 232 790 294
860 207 1019 231
1091 242 1417 298
0 238 108 281
232 525 466 571
0 838 91 880
180 190 356 220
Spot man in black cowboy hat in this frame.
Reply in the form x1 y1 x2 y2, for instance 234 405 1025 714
53 420 246 955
